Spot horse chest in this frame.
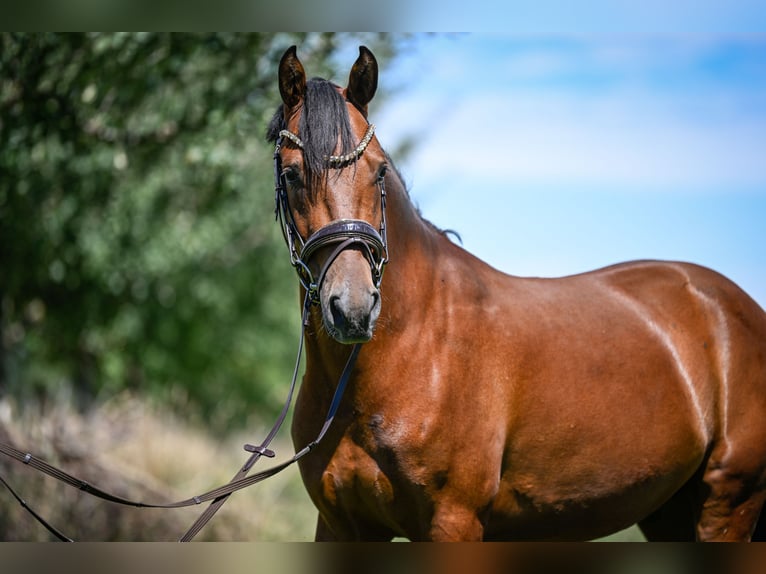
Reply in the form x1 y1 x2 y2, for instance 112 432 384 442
308 412 441 531
307 433 400 533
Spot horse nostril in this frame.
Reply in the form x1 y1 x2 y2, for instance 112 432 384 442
370 289 380 314
330 296 346 331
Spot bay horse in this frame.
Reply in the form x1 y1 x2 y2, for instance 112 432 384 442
267 45 766 541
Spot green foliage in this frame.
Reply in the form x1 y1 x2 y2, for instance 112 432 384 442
0 33 399 430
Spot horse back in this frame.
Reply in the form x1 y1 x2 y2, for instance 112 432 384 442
501 258 766 449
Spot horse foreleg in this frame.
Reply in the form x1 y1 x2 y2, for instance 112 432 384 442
428 501 485 541
314 512 398 541
314 513 340 541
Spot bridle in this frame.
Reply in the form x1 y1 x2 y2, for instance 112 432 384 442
273 121 389 306
0 113 390 542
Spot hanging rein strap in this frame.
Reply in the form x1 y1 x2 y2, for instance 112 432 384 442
0 474 72 542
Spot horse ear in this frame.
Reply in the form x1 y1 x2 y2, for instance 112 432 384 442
346 46 378 116
278 45 306 111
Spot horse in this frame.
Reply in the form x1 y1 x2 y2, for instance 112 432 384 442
267 45 766 541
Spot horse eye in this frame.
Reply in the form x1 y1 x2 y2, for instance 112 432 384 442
377 164 388 180
282 166 302 186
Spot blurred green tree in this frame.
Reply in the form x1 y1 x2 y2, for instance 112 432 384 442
0 33 400 430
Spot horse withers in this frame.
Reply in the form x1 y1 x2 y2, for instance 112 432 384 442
267 45 766 541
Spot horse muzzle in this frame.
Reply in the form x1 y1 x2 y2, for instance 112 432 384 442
321 262 381 343
297 219 386 344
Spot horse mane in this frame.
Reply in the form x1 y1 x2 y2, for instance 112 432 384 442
266 77 357 190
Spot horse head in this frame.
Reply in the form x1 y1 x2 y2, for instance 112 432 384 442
271 46 388 344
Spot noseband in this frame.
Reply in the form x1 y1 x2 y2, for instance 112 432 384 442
273 122 389 306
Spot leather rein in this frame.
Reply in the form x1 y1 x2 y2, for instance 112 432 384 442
0 122 388 542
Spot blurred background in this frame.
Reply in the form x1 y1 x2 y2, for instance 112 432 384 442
1 32 763 541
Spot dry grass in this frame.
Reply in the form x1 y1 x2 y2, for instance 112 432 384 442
0 392 646 542
0 392 317 541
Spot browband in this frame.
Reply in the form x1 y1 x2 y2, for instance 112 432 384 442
278 123 376 168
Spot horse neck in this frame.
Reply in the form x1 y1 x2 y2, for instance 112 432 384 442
380 169 445 307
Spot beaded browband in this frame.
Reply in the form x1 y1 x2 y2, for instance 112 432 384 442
278 123 376 168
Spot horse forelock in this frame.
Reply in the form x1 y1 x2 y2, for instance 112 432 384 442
267 78 358 190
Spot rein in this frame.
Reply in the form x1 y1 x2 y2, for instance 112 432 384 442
0 120 385 542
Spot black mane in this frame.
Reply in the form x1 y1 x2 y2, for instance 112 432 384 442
267 78 357 189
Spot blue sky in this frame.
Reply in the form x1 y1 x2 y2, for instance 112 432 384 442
358 34 766 309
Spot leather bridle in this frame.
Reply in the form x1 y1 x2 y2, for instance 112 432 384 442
273 122 389 306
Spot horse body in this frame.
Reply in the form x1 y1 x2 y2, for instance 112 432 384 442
275 46 766 541
294 173 766 541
